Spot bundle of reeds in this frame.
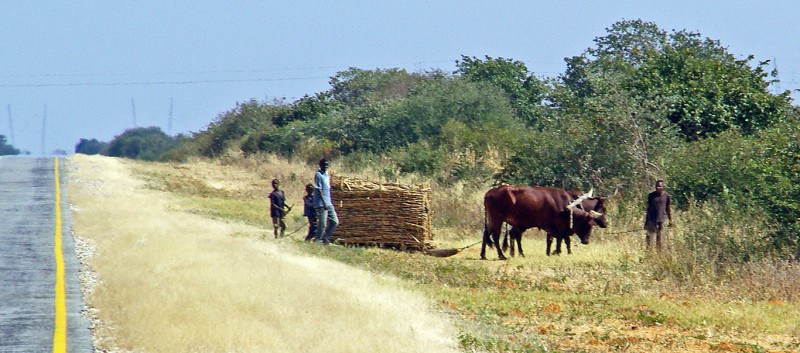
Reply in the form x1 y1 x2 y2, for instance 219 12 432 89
330 175 433 251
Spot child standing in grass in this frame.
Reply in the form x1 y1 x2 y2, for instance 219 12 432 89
302 183 317 241
269 179 292 238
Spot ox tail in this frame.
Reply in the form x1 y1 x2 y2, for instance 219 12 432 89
483 209 494 248
501 223 509 252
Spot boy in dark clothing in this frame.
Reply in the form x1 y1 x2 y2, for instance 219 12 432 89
269 179 292 238
645 179 673 252
302 183 317 242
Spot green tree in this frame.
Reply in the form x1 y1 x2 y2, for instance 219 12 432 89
561 19 793 141
455 55 552 127
667 120 800 256
273 92 337 127
258 70 522 165
373 77 520 152
74 138 107 155
505 60 680 193
0 135 20 155
243 68 428 157
328 67 423 106
196 99 288 157
105 127 177 161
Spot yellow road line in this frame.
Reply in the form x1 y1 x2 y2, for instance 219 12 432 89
53 158 67 353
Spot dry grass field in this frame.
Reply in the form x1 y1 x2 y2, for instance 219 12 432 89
67 153 800 353
66 154 459 353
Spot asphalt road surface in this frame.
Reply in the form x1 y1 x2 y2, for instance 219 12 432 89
0 157 92 352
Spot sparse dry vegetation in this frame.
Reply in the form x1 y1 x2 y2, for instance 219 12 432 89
70 153 800 353
68 154 459 353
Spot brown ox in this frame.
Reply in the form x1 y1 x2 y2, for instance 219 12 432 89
502 189 585 257
481 185 608 260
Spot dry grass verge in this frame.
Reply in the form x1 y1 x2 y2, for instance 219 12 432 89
67 154 459 353
71 153 800 353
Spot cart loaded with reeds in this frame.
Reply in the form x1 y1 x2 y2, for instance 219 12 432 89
329 175 434 251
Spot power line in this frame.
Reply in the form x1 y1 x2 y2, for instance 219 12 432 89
0 60 457 88
0 67 341 79
168 98 173 136
2 75 792 88
0 76 330 88
41 104 46 155
131 99 137 127
0 60 457 80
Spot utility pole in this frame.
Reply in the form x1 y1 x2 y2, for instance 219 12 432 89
6 104 14 146
41 104 47 155
168 98 173 135
131 98 137 127
773 57 781 94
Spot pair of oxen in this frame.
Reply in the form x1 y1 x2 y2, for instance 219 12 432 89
481 185 608 260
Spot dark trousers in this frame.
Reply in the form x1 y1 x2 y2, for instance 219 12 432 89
304 216 317 241
273 217 286 238
645 220 666 252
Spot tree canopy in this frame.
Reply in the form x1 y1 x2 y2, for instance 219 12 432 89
560 19 792 140
75 138 107 155
105 127 178 161
0 135 20 156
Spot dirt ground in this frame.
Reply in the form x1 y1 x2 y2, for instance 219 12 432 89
66 154 461 353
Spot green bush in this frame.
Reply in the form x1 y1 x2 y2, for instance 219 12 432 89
0 135 20 155
105 127 177 161
667 121 800 256
648 200 776 287
197 99 287 157
74 138 107 155
387 141 443 176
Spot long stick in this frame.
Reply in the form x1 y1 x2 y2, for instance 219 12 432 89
458 240 483 250
285 224 308 237
605 228 642 235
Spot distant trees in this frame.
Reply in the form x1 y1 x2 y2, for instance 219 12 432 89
455 55 552 127
197 69 523 181
172 18 796 195
0 135 20 155
104 127 178 161
75 138 107 155
75 127 177 160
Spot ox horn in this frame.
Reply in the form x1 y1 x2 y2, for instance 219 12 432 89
589 210 603 219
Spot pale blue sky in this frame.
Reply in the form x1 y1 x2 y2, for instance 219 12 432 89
1 1 798 155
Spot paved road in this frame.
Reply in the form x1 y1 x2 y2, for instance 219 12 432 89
0 157 92 352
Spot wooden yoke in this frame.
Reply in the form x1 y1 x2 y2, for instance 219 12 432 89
566 188 593 229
